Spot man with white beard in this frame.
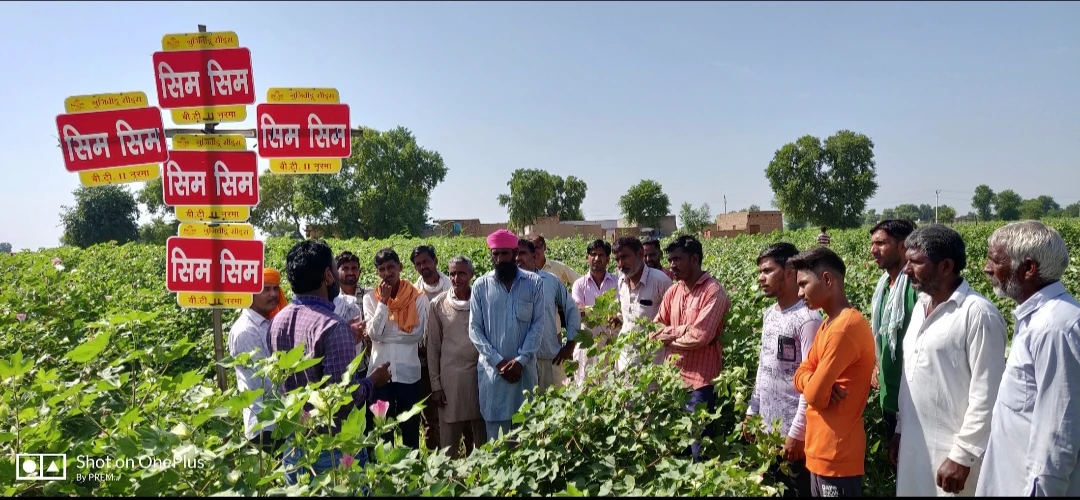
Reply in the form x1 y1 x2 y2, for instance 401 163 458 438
976 221 1080 496
890 225 1007 497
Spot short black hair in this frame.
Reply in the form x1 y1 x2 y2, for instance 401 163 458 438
643 239 662 251
373 247 400 267
613 236 644 254
528 235 547 248
587 239 612 256
789 246 847 279
757 242 800 268
904 224 967 275
287 240 334 295
664 235 704 263
820 227 828 233
336 250 360 268
517 238 535 254
411 245 437 264
871 219 918 242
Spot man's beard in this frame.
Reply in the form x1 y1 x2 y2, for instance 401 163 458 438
495 262 518 281
990 274 1022 301
327 280 341 301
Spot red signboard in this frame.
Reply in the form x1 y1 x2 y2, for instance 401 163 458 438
55 107 168 172
166 237 265 293
152 48 255 109
255 103 351 158
163 150 259 207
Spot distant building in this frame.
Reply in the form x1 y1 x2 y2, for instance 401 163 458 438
429 219 508 237
611 215 678 240
705 210 784 238
524 216 605 239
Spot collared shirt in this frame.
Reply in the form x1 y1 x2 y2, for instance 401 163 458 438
976 281 1080 497
227 308 275 440
334 294 368 372
896 280 1007 497
536 269 581 360
654 272 730 390
469 269 547 422
542 259 582 286
616 266 674 371
267 295 375 435
363 290 430 385
748 300 822 441
572 272 618 307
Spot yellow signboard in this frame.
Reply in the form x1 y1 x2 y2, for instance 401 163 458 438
177 292 253 309
171 106 247 125
178 222 255 240
64 92 149 114
266 88 340 104
269 158 343 174
79 164 160 187
171 133 248 151
175 205 251 223
162 31 240 51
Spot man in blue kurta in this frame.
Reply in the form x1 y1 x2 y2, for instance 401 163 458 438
469 229 547 442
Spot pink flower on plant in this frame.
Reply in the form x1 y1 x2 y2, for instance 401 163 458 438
16 313 26 322
52 257 62 265
370 400 389 419
341 454 355 469
300 410 311 425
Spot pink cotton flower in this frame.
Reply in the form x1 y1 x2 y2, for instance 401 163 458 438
341 454 355 469
51 257 62 265
370 400 389 420
300 410 311 425
16 313 26 322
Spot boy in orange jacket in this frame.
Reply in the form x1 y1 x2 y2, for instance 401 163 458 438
790 247 876 497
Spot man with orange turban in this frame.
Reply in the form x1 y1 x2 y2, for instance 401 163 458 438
227 267 287 453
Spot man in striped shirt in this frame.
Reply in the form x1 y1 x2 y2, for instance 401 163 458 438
651 235 730 462
818 227 832 246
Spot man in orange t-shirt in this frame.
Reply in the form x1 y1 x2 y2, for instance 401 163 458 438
790 247 876 497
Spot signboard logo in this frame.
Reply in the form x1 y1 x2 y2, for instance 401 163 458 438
16 453 67 481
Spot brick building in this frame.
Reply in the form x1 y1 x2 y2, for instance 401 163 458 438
705 210 784 238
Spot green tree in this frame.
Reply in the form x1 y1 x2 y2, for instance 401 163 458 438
0 242 10 253
618 180 671 230
678 202 712 234
1037 195 1061 217
249 170 304 238
881 208 897 220
138 216 179 245
972 184 995 221
739 204 762 212
547 175 588 221
892 204 921 222
765 130 878 229
864 209 880 226
293 126 448 239
137 176 172 217
993 190 1023 221
936 205 957 223
60 185 139 248
1019 198 1045 220
498 169 557 231
1064 202 1080 218
918 204 934 222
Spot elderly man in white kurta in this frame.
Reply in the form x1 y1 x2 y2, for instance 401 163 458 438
891 225 1007 497
976 221 1080 497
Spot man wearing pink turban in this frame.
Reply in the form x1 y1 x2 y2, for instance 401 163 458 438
468 230 547 442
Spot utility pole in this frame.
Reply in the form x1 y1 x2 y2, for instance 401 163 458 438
723 195 727 214
935 189 941 224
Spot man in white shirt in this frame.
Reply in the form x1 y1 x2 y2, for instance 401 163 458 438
890 225 1007 497
516 238 580 392
363 247 431 450
570 239 619 386
227 267 287 453
976 220 1080 497
410 244 452 452
611 236 673 371
743 242 821 497
335 251 370 369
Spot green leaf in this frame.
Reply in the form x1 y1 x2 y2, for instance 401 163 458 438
65 333 111 363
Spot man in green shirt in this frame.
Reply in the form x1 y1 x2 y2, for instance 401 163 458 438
868 219 918 450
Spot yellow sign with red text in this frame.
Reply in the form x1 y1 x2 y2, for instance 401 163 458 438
79 164 160 187
171 106 248 125
64 91 149 114
268 158 343 174
177 292 253 309
175 206 251 223
161 31 239 52
178 222 255 240
266 88 340 104
171 133 248 151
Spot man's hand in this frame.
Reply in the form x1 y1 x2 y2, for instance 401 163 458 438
871 365 881 390
782 436 805 463
499 359 522 383
607 314 623 330
369 362 392 387
349 317 367 345
378 281 393 304
741 415 756 443
888 433 901 468
936 458 971 494
553 341 576 365
430 390 447 408
830 383 848 405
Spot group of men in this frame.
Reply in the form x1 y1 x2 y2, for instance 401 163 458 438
744 219 1080 498
225 219 1080 497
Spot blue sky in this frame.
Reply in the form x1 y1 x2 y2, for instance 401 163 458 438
2 1 1078 250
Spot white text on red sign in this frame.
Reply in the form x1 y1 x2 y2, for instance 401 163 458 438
152 48 255 109
55 107 168 172
163 150 259 207
166 237 265 294
255 103 351 158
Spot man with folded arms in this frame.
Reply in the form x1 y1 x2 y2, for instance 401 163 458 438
469 230 547 441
